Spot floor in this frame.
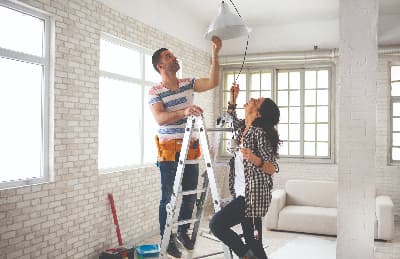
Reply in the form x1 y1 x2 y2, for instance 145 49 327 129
140 217 400 259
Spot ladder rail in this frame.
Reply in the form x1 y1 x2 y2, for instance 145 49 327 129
160 117 195 258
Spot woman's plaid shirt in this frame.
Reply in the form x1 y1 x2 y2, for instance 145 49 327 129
228 111 279 218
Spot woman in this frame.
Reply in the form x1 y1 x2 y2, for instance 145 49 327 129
209 83 280 259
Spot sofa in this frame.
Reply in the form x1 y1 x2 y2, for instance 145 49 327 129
265 179 395 241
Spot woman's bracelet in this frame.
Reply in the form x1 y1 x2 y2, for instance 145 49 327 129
228 102 237 110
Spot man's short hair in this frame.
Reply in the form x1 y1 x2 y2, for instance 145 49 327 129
152 48 168 73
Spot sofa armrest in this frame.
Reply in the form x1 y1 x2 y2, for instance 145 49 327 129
376 195 394 240
266 189 286 229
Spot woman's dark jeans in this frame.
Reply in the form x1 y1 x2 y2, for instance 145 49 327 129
209 196 267 259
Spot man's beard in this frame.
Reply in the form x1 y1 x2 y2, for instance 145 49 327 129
166 62 180 73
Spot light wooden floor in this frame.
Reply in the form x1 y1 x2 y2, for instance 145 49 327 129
140 217 400 259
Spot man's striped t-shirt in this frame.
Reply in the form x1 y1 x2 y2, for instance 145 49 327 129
148 78 196 142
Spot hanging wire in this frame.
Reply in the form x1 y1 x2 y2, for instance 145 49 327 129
228 0 249 83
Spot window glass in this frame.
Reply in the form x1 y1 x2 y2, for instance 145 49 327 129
0 5 44 56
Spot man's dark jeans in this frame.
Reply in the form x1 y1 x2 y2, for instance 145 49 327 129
209 196 268 259
159 161 199 237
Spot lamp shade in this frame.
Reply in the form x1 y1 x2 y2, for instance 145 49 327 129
205 1 250 40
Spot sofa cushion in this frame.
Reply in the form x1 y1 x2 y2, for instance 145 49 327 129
278 205 337 236
286 180 337 208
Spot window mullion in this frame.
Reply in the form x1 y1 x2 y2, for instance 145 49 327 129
300 70 305 157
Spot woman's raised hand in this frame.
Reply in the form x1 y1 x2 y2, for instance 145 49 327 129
230 83 240 104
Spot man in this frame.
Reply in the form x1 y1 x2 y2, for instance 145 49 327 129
148 36 222 258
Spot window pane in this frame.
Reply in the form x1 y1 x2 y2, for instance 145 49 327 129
278 72 288 89
393 103 400 116
226 74 235 89
278 124 288 140
304 124 315 141
289 124 300 140
304 142 315 156
278 91 288 106
249 91 260 99
393 147 400 160
317 124 329 141
280 141 288 155
236 109 245 118
317 70 329 89
0 6 44 56
392 82 400 97
145 54 160 83
393 133 400 146
0 57 42 181
99 77 141 169
100 39 141 78
289 107 300 123
250 73 260 91
290 90 300 106
260 90 271 99
143 86 158 164
305 71 316 89
317 142 329 156
317 89 329 105
317 106 329 122
289 142 300 155
236 91 247 108
236 73 246 88
280 108 288 123
289 72 300 89
261 73 271 90
393 118 400 131
304 107 316 123
392 66 400 81
305 90 316 105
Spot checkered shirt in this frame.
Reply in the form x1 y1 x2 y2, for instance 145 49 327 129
228 112 279 217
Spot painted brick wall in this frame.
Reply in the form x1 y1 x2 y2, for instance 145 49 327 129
0 0 211 258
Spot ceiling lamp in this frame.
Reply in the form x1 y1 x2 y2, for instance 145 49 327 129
205 1 250 40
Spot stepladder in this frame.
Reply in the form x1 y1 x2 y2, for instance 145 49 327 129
159 115 233 259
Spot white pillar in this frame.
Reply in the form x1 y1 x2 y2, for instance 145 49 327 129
337 0 378 258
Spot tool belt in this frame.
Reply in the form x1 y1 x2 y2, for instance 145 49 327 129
155 136 201 162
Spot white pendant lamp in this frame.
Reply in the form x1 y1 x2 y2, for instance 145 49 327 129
205 1 250 40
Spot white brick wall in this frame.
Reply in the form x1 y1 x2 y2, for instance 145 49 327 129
0 0 211 258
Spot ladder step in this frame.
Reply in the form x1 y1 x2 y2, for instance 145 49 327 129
175 218 200 226
181 188 207 196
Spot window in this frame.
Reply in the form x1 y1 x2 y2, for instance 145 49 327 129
0 1 52 188
221 67 332 160
98 34 161 172
391 65 400 162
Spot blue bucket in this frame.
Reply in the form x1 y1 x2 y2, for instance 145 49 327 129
135 244 160 259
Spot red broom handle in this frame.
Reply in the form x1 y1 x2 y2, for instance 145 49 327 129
108 193 123 246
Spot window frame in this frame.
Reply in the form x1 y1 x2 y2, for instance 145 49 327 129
389 63 400 164
219 62 335 163
0 0 53 189
98 33 159 173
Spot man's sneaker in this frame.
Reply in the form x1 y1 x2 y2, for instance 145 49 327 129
167 234 182 259
177 232 194 250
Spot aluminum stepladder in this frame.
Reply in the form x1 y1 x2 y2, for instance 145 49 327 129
159 114 233 259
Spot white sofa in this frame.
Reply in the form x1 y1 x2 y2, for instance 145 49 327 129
265 179 395 241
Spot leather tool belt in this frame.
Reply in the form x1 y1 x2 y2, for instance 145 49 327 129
155 135 201 162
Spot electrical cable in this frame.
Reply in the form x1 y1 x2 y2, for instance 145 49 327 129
228 0 249 83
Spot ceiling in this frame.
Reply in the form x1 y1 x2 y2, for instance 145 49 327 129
98 0 400 56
